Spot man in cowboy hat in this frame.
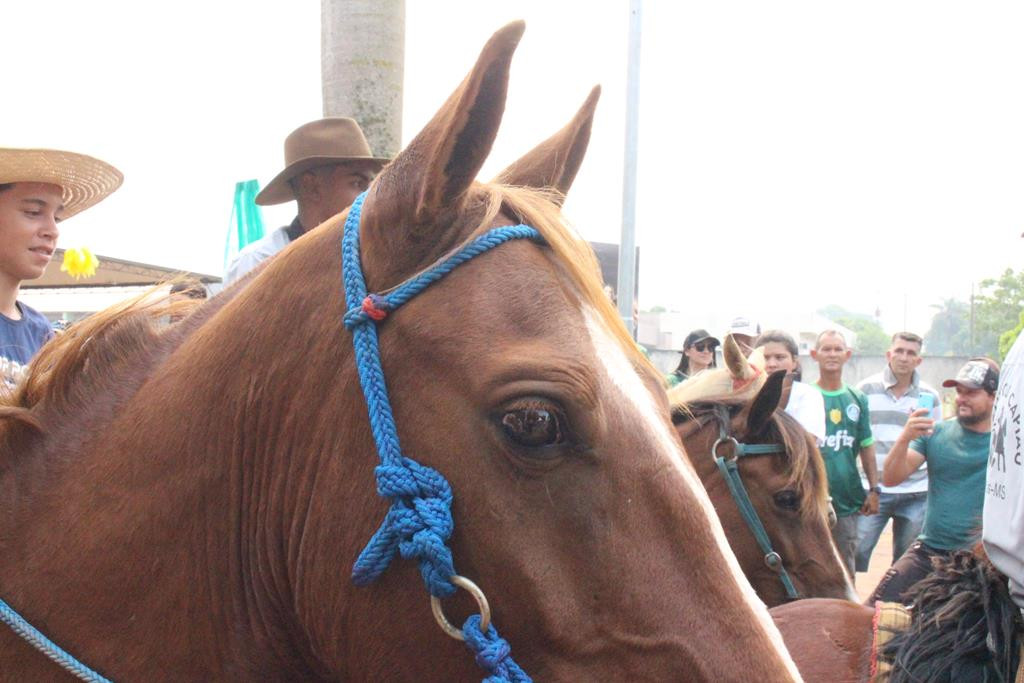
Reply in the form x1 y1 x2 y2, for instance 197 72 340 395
0 148 122 382
223 117 389 286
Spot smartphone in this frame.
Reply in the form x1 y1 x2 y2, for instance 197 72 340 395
916 393 935 412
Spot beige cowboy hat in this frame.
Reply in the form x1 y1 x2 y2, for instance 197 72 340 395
0 148 123 219
255 117 390 206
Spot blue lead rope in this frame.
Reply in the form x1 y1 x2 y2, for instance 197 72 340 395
341 191 537 682
0 597 111 682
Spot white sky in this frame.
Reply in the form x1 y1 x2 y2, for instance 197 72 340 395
6 2 1024 335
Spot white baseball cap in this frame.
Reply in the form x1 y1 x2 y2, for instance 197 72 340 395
728 316 761 337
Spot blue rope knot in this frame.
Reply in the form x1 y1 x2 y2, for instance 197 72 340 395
463 615 531 683
343 294 391 329
351 458 457 597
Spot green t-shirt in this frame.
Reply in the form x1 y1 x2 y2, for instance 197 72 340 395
817 384 875 517
912 419 990 551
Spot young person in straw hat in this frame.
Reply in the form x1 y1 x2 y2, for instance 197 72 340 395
0 148 122 383
223 117 389 286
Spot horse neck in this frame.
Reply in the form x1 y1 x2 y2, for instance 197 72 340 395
0 262 380 678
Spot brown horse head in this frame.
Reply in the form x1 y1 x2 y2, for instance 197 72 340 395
673 368 857 606
0 23 800 681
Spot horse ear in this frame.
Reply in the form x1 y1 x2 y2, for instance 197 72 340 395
493 86 601 203
778 372 794 410
746 369 787 436
723 334 754 383
371 21 524 228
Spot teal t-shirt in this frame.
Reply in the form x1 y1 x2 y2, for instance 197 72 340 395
817 384 875 517
912 419 990 550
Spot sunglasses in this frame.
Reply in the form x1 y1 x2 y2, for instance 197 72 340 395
692 342 717 352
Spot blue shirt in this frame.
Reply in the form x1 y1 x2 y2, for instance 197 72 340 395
0 301 53 366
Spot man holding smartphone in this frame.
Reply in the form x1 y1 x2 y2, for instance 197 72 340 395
854 332 941 574
867 357 999 605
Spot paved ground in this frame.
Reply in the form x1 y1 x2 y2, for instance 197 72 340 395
856 523 894 601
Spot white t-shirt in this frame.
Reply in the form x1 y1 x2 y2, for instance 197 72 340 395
223 226 293 286
984 330 1024 609
785 380 827 444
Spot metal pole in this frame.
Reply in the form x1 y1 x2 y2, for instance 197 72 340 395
617 0 642 338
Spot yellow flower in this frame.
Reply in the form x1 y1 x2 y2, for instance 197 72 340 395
61 248 99 279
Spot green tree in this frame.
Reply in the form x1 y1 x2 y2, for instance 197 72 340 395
975 268 1024 358
999 311 1024 360
924 298 971 356
818 306 889 354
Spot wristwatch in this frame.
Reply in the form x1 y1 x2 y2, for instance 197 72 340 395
870 485 881 494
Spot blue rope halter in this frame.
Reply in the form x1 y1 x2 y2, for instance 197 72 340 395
709 405 800 601
342 191 540 682
0 597 111 681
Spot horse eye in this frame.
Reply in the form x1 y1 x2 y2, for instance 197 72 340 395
773 490 800 511
500 404 566 449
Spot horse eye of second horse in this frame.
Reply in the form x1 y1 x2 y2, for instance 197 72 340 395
500 404 565 449
772 490 800 511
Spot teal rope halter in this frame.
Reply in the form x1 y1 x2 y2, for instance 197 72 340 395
709 405 800 601
342 191 539 682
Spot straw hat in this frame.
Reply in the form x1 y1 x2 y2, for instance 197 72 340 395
0 148 123 219
255 118 390 206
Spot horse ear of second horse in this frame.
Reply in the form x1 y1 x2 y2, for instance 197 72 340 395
746 369 787 436
494 86 601 202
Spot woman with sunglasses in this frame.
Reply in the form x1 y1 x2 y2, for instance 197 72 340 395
667 329 720 387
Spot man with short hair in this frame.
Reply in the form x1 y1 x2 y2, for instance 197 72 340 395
869 357 999 605
224 118 389 285
0 148 122 383
812 329 879 578
855 332 941 573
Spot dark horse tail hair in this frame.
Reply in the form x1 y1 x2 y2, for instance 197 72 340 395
885 548 1022 683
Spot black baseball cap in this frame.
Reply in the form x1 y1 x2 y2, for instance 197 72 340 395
942 358 999 393
682 329 720 351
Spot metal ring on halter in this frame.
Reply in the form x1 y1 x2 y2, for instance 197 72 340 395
430 575 491 641
711 436 741 462
764 551 784 573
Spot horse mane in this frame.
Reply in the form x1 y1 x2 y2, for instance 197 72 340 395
885 547 1023 683
677 399 830 522
0 281 233 445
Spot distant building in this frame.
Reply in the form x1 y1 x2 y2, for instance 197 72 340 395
20 249 219 323
590 241 638 305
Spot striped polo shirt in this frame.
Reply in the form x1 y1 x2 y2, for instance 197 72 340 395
857 366 941 494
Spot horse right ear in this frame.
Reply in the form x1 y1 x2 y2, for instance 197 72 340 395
493 86 601 203
367 21 524 234
778 372 794 411
746 369 787 436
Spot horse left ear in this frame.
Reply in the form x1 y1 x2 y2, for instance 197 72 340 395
746 369 787 436
493 86 601 203
723 334 754 383
367 22 524 232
